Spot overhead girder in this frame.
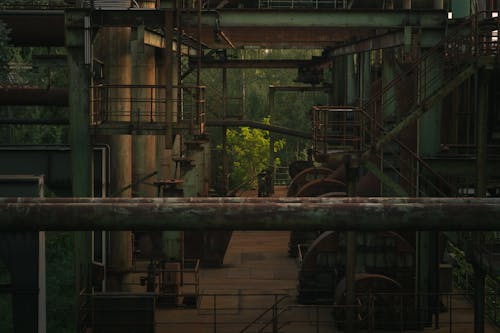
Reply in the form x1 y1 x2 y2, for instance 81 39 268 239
0 9 446 48
0 197 500 231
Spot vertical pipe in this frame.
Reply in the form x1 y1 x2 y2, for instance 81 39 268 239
132 24 156 199
403 0 411 9
434 0 444 10
103 25 133 290
222 68 229 195
345 163 358 333
476 70 489 197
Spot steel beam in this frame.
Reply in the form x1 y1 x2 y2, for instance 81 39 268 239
194 59 327 69
0 87 68 106
205 119 311 139
186 10 446 29
0 10 65 46
0 197 500 231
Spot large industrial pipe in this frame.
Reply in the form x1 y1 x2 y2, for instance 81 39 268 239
0 197 499 231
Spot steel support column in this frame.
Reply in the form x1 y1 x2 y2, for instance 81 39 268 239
345 163 359 333
65 9 93 329
474 69 490 333
476 70 489 197
334 57 346 105
474 266 486 333
416 50 444 328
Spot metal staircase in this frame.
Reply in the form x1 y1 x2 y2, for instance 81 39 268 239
313 13 500 197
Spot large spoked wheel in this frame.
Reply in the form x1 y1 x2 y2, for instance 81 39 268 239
334 274 403 330
287 167 334 196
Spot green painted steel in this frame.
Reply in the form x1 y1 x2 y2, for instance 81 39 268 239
65 9 93 329
372 64 477 154
192 10 446 29
364 161 408 196
451 0 470 18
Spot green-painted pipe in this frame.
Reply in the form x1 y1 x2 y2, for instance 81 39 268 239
0 197 500 231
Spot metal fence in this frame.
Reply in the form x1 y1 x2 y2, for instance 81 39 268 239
257 0 350 9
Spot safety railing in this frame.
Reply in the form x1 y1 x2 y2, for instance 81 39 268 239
273 166 290 186
91 84 205 135
313 14 500 196
452 241 500 328
257 0 349 9
77 288 91 333
312 106 364 157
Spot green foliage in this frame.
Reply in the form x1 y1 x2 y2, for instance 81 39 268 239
0 20 12 78
225 116 285 189
198 49 328 189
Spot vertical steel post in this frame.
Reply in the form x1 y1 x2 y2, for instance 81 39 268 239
268 87 275 194
214 294 217 333
66 9 93 331
222 68 229 195
474 69 489 333
473 267 486 333
333 56 346 105
476 69 489 198
345 161 359 333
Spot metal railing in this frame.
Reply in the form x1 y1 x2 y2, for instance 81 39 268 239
452 241 500 328
273 167 290 186
312 13 500 197
91 84 205 134
257 0 349 9
312 106 364 156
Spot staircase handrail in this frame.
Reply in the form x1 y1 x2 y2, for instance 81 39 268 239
239 295 290 333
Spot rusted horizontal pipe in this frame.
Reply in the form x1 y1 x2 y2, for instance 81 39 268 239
0 197 499 231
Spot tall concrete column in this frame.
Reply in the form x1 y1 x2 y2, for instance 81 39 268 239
103 26 133 291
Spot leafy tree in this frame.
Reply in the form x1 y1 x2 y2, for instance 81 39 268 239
225 117 285 189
